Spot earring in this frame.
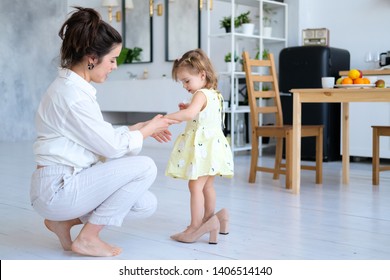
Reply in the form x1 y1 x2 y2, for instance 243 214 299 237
87 63 95 70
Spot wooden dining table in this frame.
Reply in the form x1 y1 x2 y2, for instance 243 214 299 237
289 87 390 194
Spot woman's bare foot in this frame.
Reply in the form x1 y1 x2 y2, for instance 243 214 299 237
71 236 122 257
70 223 121 257
44 218 81 251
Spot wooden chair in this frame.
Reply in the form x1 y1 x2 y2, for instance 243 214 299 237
372 126 390 185
242 51 323 189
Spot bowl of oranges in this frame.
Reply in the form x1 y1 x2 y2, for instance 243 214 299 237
335 69 375 88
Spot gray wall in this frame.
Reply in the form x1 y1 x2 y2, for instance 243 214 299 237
0 0 67 141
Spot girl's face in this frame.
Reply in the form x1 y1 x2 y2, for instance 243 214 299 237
176 68 207 94
90 44 122 83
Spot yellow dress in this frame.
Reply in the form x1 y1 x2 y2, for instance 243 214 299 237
165 89 234 180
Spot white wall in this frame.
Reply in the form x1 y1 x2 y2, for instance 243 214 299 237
69 0 390 75
298 0 390 70
1 0 389 141
0 0 67 141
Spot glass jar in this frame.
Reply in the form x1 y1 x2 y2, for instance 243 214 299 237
235 118 246 147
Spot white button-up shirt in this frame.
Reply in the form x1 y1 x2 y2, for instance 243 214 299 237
33 68 143 171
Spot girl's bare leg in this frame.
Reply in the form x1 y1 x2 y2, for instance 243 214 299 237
202 176 216 223
185 176 209 233
44 218 82 251
71 222 122 257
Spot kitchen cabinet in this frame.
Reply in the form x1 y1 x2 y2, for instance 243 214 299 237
339 69 390 159
206 0 288 154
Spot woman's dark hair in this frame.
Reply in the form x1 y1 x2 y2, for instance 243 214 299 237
58 7 122 68
172 49 218 89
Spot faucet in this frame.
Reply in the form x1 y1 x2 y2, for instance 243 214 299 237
127 71 137 80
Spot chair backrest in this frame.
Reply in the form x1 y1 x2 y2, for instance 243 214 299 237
242 51 284 128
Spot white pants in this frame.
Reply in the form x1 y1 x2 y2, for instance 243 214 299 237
30 156 157 227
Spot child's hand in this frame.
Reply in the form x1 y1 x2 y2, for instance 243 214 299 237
178 102 189 110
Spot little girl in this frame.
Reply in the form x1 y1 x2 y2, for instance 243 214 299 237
165 49 234 244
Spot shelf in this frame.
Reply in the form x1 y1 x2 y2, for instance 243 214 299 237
208 0 288 155
215 0 287 7
262 36 287 42
232 144 252 152
215 0 260 7
262 0 287 7
209 32 261 40
209 34 287 43
219 71 246 77
225 106 250 113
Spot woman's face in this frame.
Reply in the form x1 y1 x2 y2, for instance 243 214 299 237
176 68 207 94
91 44 122 83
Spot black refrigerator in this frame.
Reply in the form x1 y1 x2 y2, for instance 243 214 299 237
279 46 350 161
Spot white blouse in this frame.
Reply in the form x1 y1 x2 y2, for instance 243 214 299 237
33 68 143 171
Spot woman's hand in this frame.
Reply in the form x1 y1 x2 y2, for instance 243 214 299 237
129 121 147 131
152 130 172 143
139 114 178 139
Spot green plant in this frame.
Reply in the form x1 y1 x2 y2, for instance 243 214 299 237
117 47 143 65
224 52 239 63
127 47 143 63
262 48 270 60
237 11 251 25
263 4 277 27
262 84 271 91
219 15 240 30
255 48 270 60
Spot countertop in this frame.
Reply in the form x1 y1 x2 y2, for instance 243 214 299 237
339 69 390 76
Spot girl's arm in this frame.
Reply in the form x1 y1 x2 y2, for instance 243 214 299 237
165 91 207 121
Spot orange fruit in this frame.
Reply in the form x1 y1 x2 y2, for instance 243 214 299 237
353 77 365 84
341 77 353 84
363 77 371 84
348 69 361 80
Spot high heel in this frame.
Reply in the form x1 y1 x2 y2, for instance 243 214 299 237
170 215 220 244
215 208 229 235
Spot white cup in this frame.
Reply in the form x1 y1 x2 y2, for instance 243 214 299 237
223 101 229 111
321 77 335 88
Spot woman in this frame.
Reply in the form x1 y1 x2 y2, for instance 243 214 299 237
30 7 176 257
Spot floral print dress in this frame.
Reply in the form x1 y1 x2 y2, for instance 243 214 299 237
165 89 234 180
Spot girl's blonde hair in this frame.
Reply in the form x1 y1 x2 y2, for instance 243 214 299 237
172 49 218 89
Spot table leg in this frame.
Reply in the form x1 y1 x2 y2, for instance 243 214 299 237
292 92 302 194
342 102 350 184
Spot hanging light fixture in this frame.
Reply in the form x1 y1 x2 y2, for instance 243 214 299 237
149 0 164 17
101 0 119 22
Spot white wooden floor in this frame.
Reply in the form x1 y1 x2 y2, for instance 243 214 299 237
1 141 390 260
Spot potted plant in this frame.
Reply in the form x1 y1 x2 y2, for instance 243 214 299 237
224 52 239 63
126 47 143 63
262 4 277 37
219 16 240 33
224 52 239 72
237 11 254 35
117 47 143 65
255 48 270 60
254 48 271 81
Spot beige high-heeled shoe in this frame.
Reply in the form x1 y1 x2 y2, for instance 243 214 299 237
170 215 220 244
215 208 229 235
